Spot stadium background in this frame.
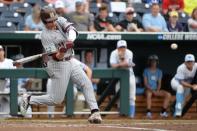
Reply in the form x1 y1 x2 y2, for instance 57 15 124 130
0 0 197 130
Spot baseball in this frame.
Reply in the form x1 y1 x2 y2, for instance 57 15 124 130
171 43 178 50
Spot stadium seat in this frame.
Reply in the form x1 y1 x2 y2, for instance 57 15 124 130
0 20 16 31
1 11 24 24
17 21 25 30
9 2 32 15
132 3 151 16
179 13 190 25
118 12 142 23
0 3 8 14
24 0 41 5
109 12 125 24
89 2 99 15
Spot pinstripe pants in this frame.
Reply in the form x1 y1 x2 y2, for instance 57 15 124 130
29 58 98 110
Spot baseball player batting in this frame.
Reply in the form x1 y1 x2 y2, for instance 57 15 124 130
20 6 102 123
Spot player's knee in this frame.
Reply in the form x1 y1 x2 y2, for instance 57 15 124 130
177 86 184 94
50 97 64 104
81 79 92 89
165 92 171 99
129 98 135 105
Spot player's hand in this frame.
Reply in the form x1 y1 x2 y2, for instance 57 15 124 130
59 47 67 53
52 52 64 61
192 84 197 90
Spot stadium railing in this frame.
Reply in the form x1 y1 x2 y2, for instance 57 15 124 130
0 68 130 116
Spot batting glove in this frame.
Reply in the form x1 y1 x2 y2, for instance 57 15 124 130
66 41 74 49
59 47 67 53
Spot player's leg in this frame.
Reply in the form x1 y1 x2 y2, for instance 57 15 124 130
46 79 55 118
129 74 136 118
70 60 101 123
182 91 197 116
30 62 71 105
171 78 184 117
145 89 153 118
20 61 71 115
182 71 197 116
154 90 171 117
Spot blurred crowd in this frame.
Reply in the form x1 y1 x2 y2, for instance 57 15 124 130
0 0 196 32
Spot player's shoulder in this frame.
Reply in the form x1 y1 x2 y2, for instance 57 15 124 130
143 68 149 73
156 68 162 73
193 63 197 68
4 58 13 63
177 63 186 70
110 49 118 56
3 58 14 67
57 16 68 23
111 49 117 53
126 49 133 54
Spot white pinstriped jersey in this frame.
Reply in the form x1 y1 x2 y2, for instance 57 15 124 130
41 17 74 58
72 58 87 71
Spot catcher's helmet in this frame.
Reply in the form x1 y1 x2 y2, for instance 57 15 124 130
40 6 58 24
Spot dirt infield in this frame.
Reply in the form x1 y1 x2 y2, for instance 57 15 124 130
0 119 197 131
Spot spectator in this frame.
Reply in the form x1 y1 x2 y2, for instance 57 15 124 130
162 0 184 15
167 11 183 32
54 0 68 17
0 0 24 5
188 7 197 32
171 54 197 117
12 54 32 118
110 40 136 118
94 4 116 31
184 0 197 15
142 3 168 32
115 7 143 32
24 4 44 31
62 0 89 13
143 55 171 119
0 45 15 118
84 50 99 91
68 1 96 31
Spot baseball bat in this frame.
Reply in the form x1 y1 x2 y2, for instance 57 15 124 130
13 51 55 65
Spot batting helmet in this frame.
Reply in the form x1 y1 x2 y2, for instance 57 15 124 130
147 54 159 66
40 6 58 24
148 54 159 61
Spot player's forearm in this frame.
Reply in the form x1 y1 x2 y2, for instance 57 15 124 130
67 29 77 42
85 67 93 80
111 64 121 68
180 81 194 88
